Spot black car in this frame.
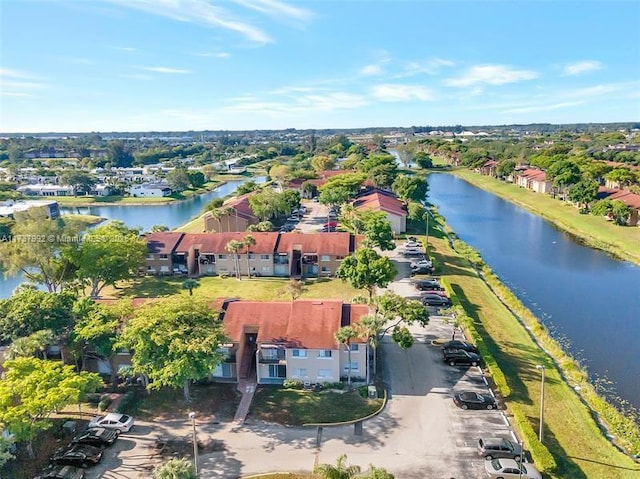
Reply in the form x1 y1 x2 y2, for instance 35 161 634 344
443 349 481 366
35 465 85 479
441 340 479 354
453 391 497 410
50 444 103 468
415 282 444 292
410 265 434 275
421 293 451 307
72 427 119 447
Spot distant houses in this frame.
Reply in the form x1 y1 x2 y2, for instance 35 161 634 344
17 184 75 197
128 183 172 198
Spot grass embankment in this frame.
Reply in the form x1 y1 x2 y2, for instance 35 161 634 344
104 275 360 302
63 213 106 226
422 216 640 478
450 169 640 266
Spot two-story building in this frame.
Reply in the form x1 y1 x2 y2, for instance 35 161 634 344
203 193 259 232
353 189 407 234
141 231 362 279
515 168 552 194
215 299 369 384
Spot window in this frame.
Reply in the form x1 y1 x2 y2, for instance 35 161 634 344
293 368 308 378
248 254 256 259
146 254 154 260
350 344 359 352
321 255 330 262
268 364 286 378
212 363 232 378
321 266 330 273
317 369 332 379
336 255 345 260
261 349 279 360
260 254 270 260
292 349 307 358
159 254 168 260
318 350 332 358
218 254 227 260
344 362 359 372
261 266 270 273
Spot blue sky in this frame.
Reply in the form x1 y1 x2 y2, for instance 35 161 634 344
1 0 639 133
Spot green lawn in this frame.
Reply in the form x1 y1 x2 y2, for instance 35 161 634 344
250 386 383 425
427 230 640 479
450 169 640 266
108 275 361 302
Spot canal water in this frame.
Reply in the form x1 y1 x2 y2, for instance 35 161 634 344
0 178 264 298
428 172 640 411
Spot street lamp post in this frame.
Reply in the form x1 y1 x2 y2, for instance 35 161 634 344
424 209 430 252
189 411 198 478
536 365 546 443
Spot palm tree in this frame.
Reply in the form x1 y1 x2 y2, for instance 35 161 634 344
335 326 357 389
225 206 237 231
354 314 385 380
153 458 196 479
242 234 256 278
208 208 223 232
181 278 200 296
225 240 243 279
313 454 361 479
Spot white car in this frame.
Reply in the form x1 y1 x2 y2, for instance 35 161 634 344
88 413 134 433
411 259 433 268
484 458 542 479
403 241 422 248
402 247 424 256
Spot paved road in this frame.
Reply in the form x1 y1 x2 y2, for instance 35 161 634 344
89 245 516 478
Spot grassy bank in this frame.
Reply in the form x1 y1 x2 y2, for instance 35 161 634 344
62 213 106 225
449 169 640 266
423 215 639 478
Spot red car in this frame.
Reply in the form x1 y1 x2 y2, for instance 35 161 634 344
323 221 338 228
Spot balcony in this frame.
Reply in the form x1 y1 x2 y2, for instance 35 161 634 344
258 348 286 363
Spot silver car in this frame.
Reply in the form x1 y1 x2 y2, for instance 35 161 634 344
477 437 522 461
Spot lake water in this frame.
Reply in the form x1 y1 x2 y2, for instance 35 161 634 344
0 177 264 298
428 173 640 411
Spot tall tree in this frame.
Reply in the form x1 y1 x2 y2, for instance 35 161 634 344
242 235 256 278
414 151 433 169
225 239 244 279
117 298 227 401
311 155 335 174
360 211 396 251
166 168 190 192
187 171 206 188
71 221 146 298
0 290 77 344
392 175 429 203
567 180 599 211
71 299 132 385
0 210 83 292
106 140 133 168
59 171 97 195
353 314 385 378
335 248 397 300
0 357 102 458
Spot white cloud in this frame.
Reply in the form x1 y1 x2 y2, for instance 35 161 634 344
371 84 435 102
397 58 455 78
141 66 191 74
116 46 137 52
445 64 538 87
502 101 585 114
0 68 36 80
106 0 272 43
563 61 602 76
361 64 382 76
194 52 230 58
232 0 313 22
0 70 48 97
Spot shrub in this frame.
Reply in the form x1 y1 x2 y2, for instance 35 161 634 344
283 379 303 389
86 393 101 406
98 396 112 411
511 404 557 472
115 390 143 414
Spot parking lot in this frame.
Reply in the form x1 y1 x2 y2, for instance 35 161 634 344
82 244 520 478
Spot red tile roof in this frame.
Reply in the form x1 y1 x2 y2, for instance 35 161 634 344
221 193 258 220
175 232 280 254
519 169 548 182
222 300 368 349
275 232 355 255
598 187 640 209
353 191 406 217
143 232 185 254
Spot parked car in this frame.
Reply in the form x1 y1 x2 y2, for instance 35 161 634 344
50 444 103 468
410 265 434 275
323 221 338 228
35 465 85 479
441 340 479 354
477 437 523 461
72 427 119 447
416 282 444 292
286 215 300 223
421 293 452 307
411 259 433 268
88 413 134 433
320 226 337 232
402 247 425 256
453 391 497 410
412 277 439 286
484 458 542 479
443 349 481 366
402 240 422 248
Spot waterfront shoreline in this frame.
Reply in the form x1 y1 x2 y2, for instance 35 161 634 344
448 168 640 267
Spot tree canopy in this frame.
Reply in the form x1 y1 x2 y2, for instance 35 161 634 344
117 297 228 401
336 248 397 299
